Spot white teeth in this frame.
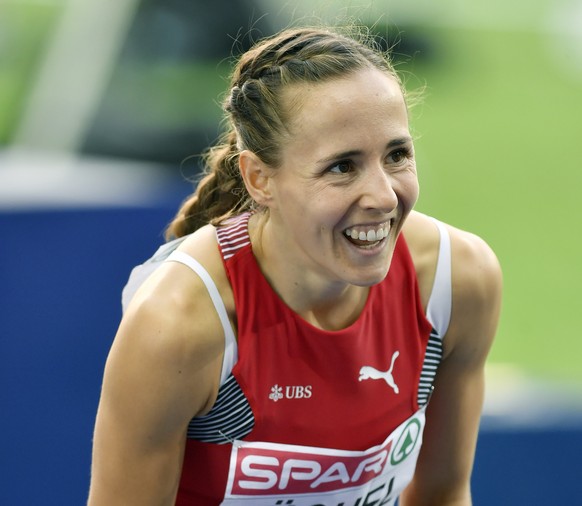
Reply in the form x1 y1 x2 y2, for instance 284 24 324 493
344 225 389 243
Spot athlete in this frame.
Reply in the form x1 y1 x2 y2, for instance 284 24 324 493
88 26 502 505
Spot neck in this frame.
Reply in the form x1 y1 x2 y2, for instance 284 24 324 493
249 213 369 330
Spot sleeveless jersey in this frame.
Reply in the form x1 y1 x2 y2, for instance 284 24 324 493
121 213 452 506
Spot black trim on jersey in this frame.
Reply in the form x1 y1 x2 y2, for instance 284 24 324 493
187 374 254 444
417 327 443 406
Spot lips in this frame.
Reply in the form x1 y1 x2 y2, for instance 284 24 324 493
344 221 391 246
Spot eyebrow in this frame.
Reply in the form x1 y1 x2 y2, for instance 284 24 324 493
317 137 413 164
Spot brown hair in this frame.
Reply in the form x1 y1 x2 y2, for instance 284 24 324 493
165 26 403 240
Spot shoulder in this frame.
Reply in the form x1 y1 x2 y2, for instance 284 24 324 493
447 221 502 303
129 223 234 322
128 223 228 315
446 221 502 362
403 210 502 307
404 211 502 360
118 224 232 415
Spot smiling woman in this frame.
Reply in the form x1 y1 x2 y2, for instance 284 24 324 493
253 68 417 294
88 26 502 506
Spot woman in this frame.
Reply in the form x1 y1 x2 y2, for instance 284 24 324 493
88 26 502 505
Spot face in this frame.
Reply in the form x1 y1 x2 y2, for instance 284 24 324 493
263 67 419 288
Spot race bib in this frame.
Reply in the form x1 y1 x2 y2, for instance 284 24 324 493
221 408 426 506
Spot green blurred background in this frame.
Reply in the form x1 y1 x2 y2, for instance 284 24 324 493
2 0 581 385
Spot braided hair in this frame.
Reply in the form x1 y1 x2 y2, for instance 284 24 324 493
166 26 403 239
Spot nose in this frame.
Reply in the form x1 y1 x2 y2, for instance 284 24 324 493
358 165 398 212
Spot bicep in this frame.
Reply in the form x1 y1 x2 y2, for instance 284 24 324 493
88 287 224 505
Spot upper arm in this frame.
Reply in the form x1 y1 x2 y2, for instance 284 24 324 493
88 263 226 505
403 226 502 505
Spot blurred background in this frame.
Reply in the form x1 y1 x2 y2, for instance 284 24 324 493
1 0 581 503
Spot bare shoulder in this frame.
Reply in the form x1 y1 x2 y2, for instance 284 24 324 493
446 220 502 303
177 223 235 316
113 224 230 417
404 211 502 361
403 210 502 305
446 219 502 362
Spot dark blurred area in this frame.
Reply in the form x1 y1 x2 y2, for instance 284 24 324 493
2 0 433 177
78 0 432 170
81 0 277 169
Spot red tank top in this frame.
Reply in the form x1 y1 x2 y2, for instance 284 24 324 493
175 213 436 505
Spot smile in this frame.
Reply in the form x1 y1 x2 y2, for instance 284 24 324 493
344 221 391 246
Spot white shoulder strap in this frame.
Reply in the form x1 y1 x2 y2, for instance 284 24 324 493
425 218 452 338
166 250 238 385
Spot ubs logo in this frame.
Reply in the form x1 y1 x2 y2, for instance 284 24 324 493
269 384 313 402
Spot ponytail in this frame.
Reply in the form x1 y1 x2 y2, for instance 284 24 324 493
165 130 252 239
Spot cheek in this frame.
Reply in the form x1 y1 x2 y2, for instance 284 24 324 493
305 200 343 229
312 189 353 219
399 173 420 209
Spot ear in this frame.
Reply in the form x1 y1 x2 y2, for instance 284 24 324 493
238 150 274 207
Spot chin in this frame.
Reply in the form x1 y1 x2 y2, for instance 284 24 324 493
353 274 389 287
346 263 392 287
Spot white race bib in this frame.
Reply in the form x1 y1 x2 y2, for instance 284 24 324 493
220 407 426 506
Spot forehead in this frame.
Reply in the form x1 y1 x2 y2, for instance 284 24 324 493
280 68 409 157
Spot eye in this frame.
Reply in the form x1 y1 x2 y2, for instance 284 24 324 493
328 161 353 174
387 148 411 165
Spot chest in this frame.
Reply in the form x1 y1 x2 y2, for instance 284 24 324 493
234 296 429 449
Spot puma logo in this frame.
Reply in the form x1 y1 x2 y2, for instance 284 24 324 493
358 351 400 394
